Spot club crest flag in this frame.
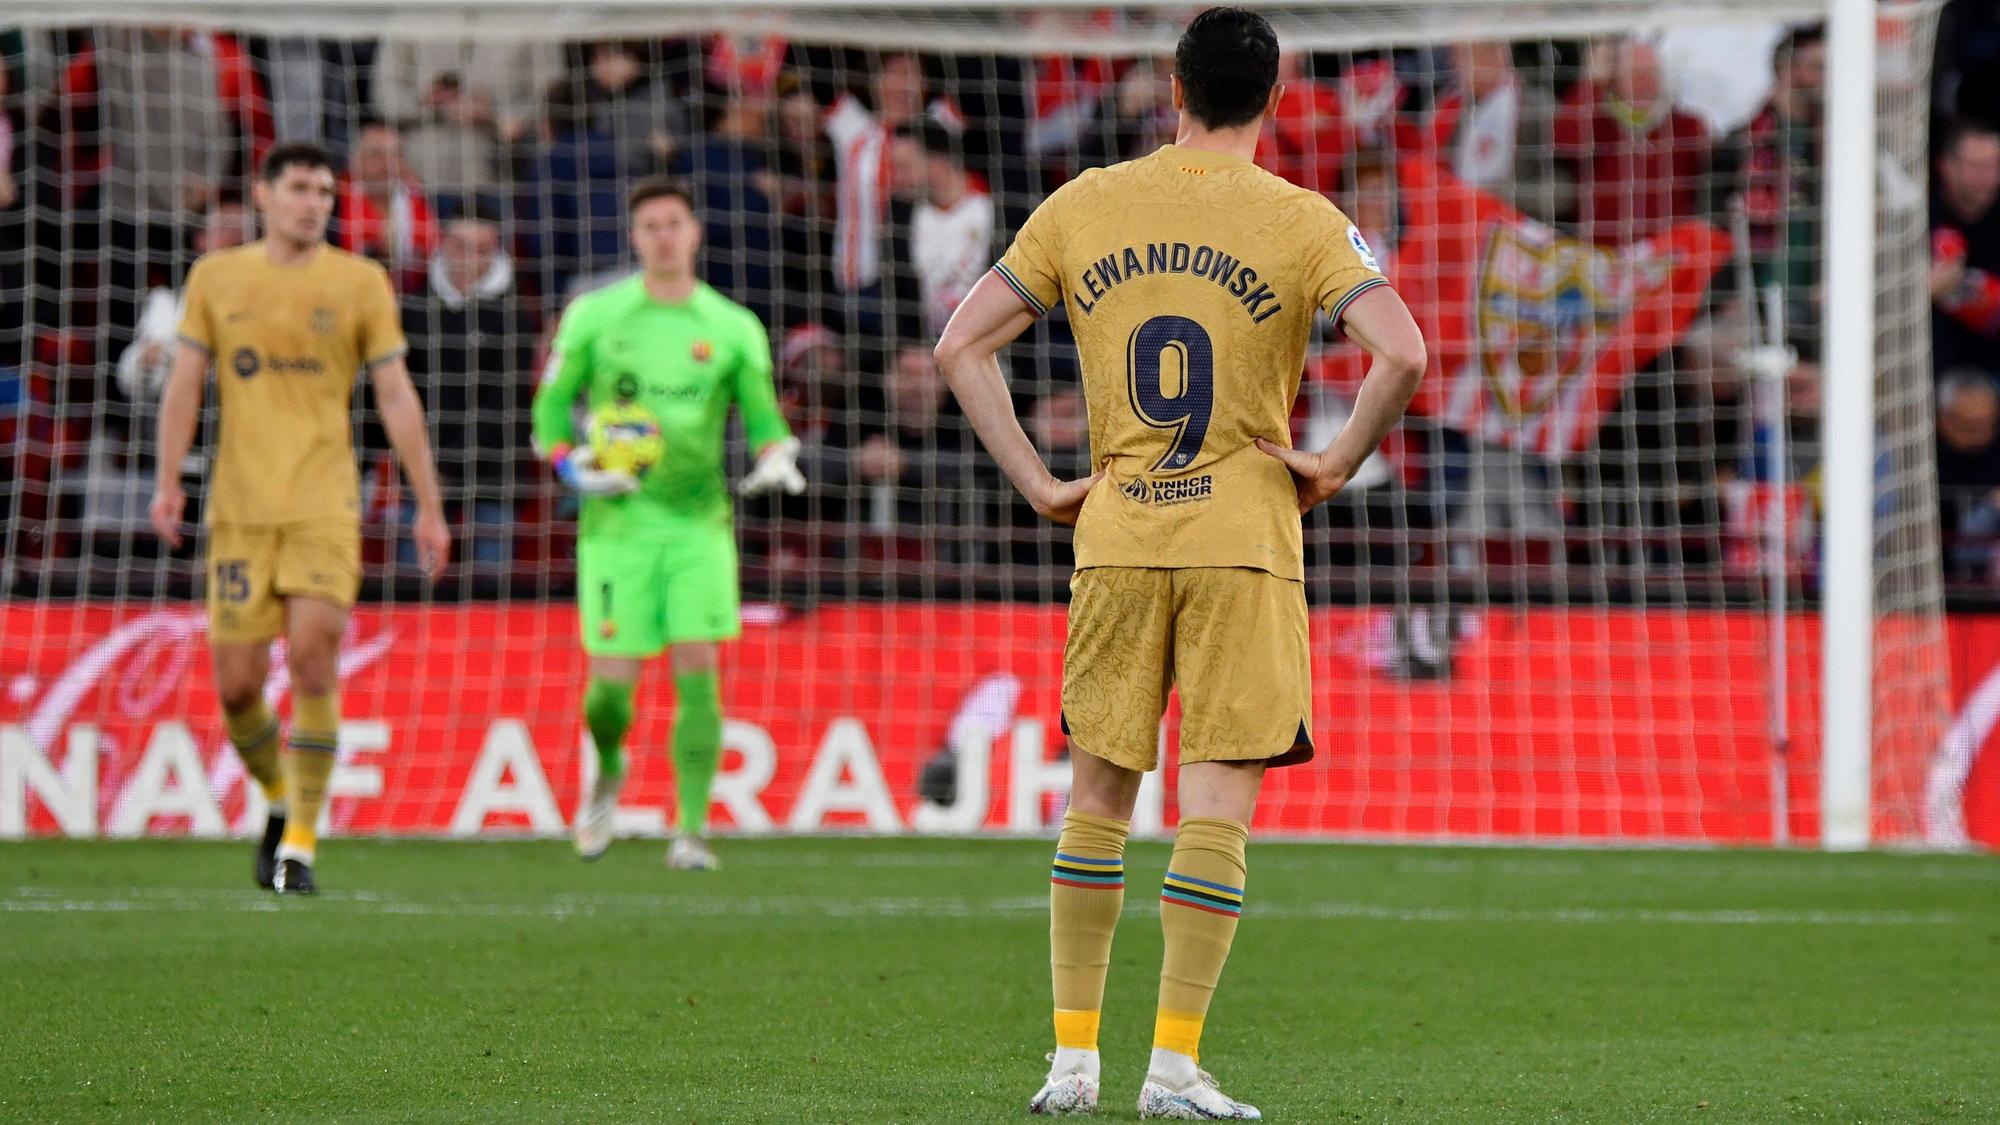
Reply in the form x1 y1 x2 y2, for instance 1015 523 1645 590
1390 156 1732 457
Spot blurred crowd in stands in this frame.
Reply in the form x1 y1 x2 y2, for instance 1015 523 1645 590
0 2 1997 601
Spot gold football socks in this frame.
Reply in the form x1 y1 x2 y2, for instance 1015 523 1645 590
1154 817 1248 1065
1049 808 1131 1055
223 699 285 809
277 693 340 863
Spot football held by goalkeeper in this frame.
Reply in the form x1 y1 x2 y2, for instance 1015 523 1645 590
531 177 804 871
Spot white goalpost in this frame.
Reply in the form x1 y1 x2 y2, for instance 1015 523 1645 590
1819 0 1877 850
0 0 1958 849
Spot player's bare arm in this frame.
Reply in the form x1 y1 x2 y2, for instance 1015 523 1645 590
935 271 1102 526
369 355 453 576
148 339 211 549
1256 284 1426 513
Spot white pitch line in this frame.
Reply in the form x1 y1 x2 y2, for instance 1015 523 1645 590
0 889 1962 926
729 850 2000 883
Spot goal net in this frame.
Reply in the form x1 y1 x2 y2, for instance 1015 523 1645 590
0 1 1969 846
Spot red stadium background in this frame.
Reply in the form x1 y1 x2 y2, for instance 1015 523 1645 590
2 602 1994 847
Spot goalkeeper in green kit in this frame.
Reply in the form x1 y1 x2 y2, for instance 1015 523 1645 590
532 177 805 870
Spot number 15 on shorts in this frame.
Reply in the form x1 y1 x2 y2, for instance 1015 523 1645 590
215 559 251 603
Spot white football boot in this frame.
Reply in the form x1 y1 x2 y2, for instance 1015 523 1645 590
1029 1050 1100 1115
665 834 719 871
1137 1051 1261 1120
573 770 624 860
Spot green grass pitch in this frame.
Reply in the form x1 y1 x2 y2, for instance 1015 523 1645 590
2 838 1995 1123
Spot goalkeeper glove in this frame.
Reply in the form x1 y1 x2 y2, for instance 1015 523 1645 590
548 444 640 497
739 436 808 497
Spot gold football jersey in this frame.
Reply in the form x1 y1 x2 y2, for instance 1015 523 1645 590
177 242 406 526
994 143 1388 580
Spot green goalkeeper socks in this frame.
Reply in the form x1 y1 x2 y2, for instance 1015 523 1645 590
584 678 635 779
585 671 719 832
672 670 723 835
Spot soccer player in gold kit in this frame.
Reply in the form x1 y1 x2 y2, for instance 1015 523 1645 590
936 8 1427 1118
149 142 451 895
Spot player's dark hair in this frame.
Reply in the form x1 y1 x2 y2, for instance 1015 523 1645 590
1775 24 1825 68
448 195 506 228
1938 116 2000 161
260 141 336 183
1174 7 1281 130
627 175 696 216
917 120 962 162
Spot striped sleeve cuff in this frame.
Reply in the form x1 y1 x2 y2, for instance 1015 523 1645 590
362 344 409 374
992 262 1049 318
175 334 212 356
1328 276 1392 330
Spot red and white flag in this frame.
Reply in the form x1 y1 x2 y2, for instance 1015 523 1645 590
1388 156 1732 458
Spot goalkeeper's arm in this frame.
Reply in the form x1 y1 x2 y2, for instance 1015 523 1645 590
732 320 806 497
530 332 637 497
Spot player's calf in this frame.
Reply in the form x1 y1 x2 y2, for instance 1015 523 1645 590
275 692 339 888
223 699 289 890
575 677 635 860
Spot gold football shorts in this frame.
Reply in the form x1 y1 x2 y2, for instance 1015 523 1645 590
206 519 362 644
1062 565 1313 772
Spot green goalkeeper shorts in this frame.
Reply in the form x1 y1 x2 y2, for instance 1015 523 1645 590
577 529 741 657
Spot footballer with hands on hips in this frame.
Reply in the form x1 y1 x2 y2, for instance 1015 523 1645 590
934 7 1427 1118
150 141 452 896
531 176 805 873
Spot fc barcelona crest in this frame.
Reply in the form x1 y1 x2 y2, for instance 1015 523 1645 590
691 340 713 362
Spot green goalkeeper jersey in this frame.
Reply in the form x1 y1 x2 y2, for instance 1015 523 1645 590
532 277 791 540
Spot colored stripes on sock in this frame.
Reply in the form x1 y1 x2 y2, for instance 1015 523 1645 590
1052 852 1125 890
1161 870 1243 917
224 704 285 804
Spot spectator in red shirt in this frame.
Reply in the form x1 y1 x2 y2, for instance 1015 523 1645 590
335 116 437 275
1554 39 1711 246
